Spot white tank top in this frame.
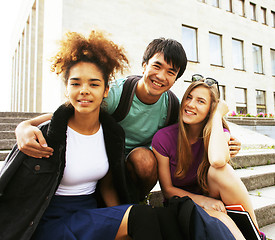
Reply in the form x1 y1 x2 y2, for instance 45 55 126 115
55 125 109 196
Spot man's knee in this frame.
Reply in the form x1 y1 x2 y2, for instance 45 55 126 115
127 147 157 178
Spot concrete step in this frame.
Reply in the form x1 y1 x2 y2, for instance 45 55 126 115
0 117 28 123
0 123 18 131
0 131 15 139
0 112 42 118
260 222 275 240
235 164 275 191
0 158 6 168
0 150 10 161
228 122 275 152
232 152 275 169
249 186 275 228
0 139 16 150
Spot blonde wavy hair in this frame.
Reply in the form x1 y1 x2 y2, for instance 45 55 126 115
175 81 229 193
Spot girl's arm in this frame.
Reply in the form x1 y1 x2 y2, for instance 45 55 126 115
99 170 120 207
208 100 230 168
153 148 227 213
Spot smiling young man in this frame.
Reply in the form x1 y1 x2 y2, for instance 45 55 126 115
15 37 241 202
102 38 188 200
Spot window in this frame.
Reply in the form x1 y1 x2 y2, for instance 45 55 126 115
235 0 245 17
219 85 226 100
182 26 198 62
260 7 267 24
271 11 275 28
235 88 247 114
256 90 266 114
271 49 275 76
225 0 232 12
250 2 256 21
232 39 244 70
209 32 223 66
253 44 263 74
211 0 219 8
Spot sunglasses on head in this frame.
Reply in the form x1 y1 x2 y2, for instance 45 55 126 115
191 74 220 95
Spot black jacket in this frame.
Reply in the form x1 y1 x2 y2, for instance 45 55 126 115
0 104 136 240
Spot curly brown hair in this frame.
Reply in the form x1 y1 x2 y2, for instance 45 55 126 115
50 30 129 86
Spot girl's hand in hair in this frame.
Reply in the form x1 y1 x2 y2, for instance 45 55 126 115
216 99 229 117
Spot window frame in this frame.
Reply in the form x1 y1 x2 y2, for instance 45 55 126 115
271 11 275 28
211 0 219 8
271 49 275 76
209 32 223 67
219 85 226 100
225 0 233 12
256 90 266 114
235 0 245 17
252 44 263 74
250 2 256 21
182 25 199 63
235 87 247 114
260 7 267 25
232 38 244 70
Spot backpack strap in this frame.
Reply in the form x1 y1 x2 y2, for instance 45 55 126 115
111 75 141 122
111 75 179 125
165 90 180 126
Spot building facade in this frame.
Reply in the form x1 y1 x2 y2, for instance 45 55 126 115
10 0 275 115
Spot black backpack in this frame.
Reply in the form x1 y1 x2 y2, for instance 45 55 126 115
111 75 179 126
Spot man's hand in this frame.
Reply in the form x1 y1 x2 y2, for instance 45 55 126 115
15 121 53 158
228 135 241 158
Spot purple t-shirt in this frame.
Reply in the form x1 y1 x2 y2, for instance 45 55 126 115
152 123 229 194
152 123 203 194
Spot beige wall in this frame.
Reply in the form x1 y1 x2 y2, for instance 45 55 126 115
10 0 275 115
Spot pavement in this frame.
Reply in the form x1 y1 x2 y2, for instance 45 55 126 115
227 122 275 154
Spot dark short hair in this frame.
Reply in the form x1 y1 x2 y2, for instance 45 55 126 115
142 38 187 80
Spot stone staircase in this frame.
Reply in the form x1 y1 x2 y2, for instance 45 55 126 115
0 111 42 165
0 112 275 238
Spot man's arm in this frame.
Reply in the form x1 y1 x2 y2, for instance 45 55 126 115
228 135 241 158
15 114 54 158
